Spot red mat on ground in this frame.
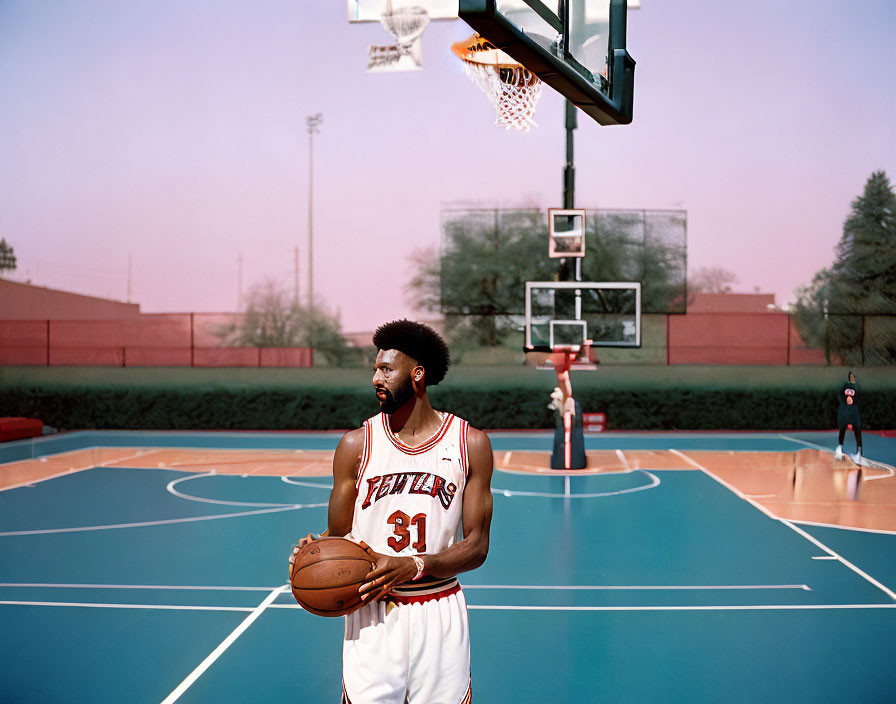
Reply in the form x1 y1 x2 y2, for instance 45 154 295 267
0 417 43 442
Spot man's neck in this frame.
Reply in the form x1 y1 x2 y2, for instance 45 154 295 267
387 394 441 441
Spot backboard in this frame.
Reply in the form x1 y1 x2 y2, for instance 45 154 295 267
524 281 641 351
347 0 459 22
548 208 586 258
458 0 637 125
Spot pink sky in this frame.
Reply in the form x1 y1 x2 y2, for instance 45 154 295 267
1 1 894 331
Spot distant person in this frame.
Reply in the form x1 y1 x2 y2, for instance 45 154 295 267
835 371 862 462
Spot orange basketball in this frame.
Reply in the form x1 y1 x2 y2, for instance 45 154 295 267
290 537 374 617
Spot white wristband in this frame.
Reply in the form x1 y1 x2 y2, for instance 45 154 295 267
411 555 425 581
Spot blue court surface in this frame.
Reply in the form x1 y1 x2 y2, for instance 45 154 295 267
2 430 896 703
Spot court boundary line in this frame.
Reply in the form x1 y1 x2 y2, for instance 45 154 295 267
0 600 254 612
265 603 896 612
670 449 896 602
0 581 811 592
788 518 896 536
0 448 157 492
5 600 894 613
0 505 302 536
780 433 896 481
0 583 280 591
160 585 285 704
461 583 810 591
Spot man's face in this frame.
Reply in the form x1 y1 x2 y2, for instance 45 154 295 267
373 349 418 414
849 373 856 383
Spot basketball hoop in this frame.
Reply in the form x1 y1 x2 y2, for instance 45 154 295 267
379 5 430 45
451 33 542 132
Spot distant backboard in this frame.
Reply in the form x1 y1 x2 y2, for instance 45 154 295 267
549 208 586 258
525 281 641 350
349 0 459 72
458 0 637 125
347 0 459 22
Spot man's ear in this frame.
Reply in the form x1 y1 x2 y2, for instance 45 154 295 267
412 366 425 391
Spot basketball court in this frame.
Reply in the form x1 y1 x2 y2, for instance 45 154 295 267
2 1 895 702
2 429 896 702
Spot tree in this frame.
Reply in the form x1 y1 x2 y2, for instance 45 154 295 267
0 239 16 274
220 280 358 366
792 171 896 364
689 266 738 294
406 207 687 351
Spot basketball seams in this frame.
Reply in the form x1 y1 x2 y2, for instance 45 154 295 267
291 556 374 583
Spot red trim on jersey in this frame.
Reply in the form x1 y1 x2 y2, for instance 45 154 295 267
387 582 461 605
342 680 352 704
381 412 454 455
459 419 469 478
354 419 372 490
460 680 473 704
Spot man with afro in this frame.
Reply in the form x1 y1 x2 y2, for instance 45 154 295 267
294 320 493 703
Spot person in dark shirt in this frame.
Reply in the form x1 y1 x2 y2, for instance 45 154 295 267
835 371 862 462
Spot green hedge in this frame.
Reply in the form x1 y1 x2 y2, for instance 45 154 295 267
3 382 895 431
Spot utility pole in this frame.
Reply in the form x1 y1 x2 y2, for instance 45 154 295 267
561 99 581 283
306 113 323 308
293 246 300 305
237 252 243 310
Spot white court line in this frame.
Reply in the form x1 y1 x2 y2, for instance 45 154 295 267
0 600 253 612
789 518 896 536
671 449 896 602
464 603 896 612
6 600 893 614
0 448 156 492
167 473 306 508
812 556 839 560
265 603 896 612
0 582 809 592
461 584 810 591
0 583 279 591
491 471 660 499
779 434 895 480
0 504 301 536
280 477 333 489
615 449 632 472
160 585 285 704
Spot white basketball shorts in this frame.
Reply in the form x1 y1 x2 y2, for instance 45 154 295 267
342 584 472 704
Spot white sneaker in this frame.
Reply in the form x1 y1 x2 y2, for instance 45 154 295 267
834 446 843 460
853 449 863 464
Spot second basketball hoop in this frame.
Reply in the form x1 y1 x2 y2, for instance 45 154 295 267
451 33 542 132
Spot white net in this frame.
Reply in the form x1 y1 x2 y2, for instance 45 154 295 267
379 6 430 45
460 62 542 132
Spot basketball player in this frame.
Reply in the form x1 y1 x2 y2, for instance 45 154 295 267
291 320 493 704
835 371 862 462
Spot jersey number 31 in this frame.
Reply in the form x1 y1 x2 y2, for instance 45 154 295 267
387 510 426 552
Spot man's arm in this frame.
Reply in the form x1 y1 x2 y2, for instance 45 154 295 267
358 427 494 601
325 427 364 538
289 427 363 566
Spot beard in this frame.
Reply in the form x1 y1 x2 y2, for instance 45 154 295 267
378 376 416 414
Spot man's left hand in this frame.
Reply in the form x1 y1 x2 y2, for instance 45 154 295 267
357 542 418 603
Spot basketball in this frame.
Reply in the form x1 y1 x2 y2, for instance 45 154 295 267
290 537 374 617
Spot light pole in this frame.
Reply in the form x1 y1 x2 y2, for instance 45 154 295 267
306 113 323 309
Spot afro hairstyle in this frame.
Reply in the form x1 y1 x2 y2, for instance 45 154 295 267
372 319 450 386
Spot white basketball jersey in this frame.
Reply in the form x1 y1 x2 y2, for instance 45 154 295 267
351 412 469 562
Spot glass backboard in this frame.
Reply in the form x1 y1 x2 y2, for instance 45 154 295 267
525 281 641 350
459 0 637 125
